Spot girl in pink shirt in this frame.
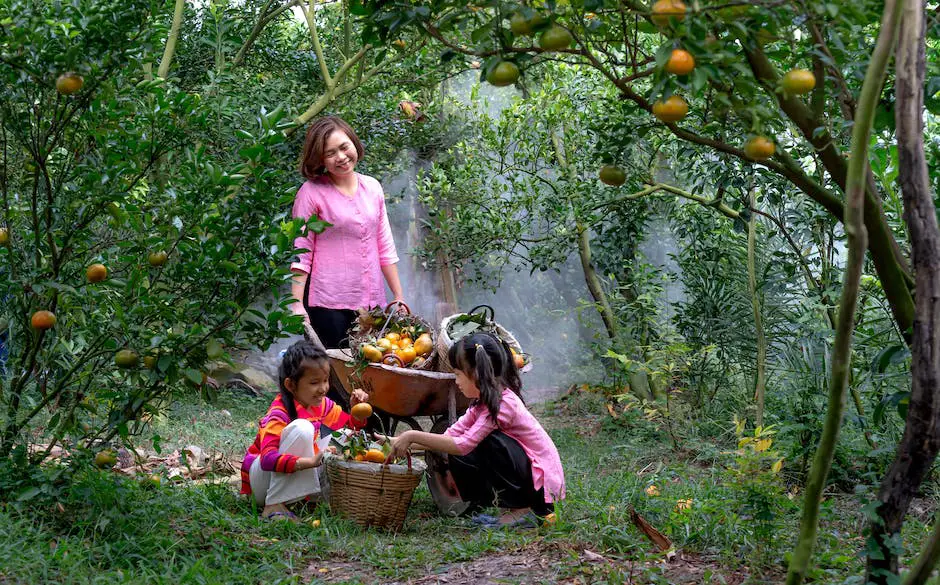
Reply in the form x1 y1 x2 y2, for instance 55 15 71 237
389 333 565 528
290 116 405 351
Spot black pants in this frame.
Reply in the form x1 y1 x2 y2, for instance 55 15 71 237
449 431 554 517
306 306 357 410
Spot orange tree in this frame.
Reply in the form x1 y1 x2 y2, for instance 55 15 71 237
354 0 939 582
0 0 313 494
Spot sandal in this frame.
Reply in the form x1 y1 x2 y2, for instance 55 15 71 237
480 511 539 530
263 510 298 522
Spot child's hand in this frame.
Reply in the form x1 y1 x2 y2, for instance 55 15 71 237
326 446 337 455
349 388 369 405
388 433 411 460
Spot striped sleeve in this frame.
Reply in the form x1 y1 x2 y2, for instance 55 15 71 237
257 408 299 473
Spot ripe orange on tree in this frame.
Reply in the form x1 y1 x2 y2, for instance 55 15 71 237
31 310 57 330
55 72 84 95
486 61 520 87
652 95 689 123
665 49 695 75
86 263 108 283
0 227 9 245
781 69 816 95
744 135 776 160
538 25 573 51
599 165 626 186
651 0 687 27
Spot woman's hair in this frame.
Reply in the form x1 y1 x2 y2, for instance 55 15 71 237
299 116 365 180
448 332 523 425
277 340 330 420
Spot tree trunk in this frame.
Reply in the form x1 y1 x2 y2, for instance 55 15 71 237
785 0 900 580
867 1 940 582
747 190 767 427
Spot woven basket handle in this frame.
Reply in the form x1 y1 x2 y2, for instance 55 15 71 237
466 304 494 322
385 300 411 315
384 451 413 471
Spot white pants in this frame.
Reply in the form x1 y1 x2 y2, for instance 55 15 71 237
248 419 324 507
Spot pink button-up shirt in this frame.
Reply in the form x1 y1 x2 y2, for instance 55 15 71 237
444 389 566 503
291 174 399 310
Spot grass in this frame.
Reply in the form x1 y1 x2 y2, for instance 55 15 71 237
0 388 933 584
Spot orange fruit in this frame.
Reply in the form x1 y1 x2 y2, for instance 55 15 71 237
361 344 383 363
514 353 525 369
413 333 433 356
652 95 689 123
376 338 393 351
486 61 520 87
781 69 816 95
31 310 57 330
599 165 626 186
744 135 775 160
114 349 139 369
538 25 573 51
86 263 108 283
399 337 413 347
93 449 117 468
350 402 373 420
143 355 158 370
385 332 401 342
665 49 695 75
148 251 168 267
363 448 387 463
55 72 84 95
509 11 545 36
651 0 687 27
397 346 417 364
0 227 9 245
353 453 366 461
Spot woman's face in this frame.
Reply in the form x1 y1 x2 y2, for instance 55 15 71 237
285 360 331 409
322 130 358 178
454 369 480 399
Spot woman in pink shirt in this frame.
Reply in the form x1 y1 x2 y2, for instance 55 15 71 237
290 116 405 351
389 333 566 528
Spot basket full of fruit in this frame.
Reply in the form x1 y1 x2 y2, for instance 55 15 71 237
348 302 436 371
437 305 530 372
324 429 426 532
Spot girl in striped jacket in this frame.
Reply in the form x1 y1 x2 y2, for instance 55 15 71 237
241 340 368 520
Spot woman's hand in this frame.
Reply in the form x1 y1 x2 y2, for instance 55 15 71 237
349 388 369 405
388 431 413 460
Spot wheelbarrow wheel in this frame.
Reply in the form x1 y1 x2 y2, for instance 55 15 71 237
425 418 471 517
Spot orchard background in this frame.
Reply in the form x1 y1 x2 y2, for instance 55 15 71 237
0 0 938 583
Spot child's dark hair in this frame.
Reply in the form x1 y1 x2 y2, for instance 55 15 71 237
278 340 329 420
448 333 523 425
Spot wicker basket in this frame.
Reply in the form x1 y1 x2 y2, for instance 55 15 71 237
437 305 526 372
324 454 427 531
347 301 437 371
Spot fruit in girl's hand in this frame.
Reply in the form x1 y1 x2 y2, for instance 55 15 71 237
650 0 686 27
31 310 57 330
86 263 108 283
652 95 688 123
665 49 695 75
363 448 387 463
781 68 816 95
744 135 776 160
361 344 383 363
413 333 433 356
510 347 526 369
350 402 373 421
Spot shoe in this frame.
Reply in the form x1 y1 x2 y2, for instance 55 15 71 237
471 513 499 525
479 511 539 530
263 510 298 523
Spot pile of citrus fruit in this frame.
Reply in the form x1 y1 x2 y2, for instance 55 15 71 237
358 328 434 368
